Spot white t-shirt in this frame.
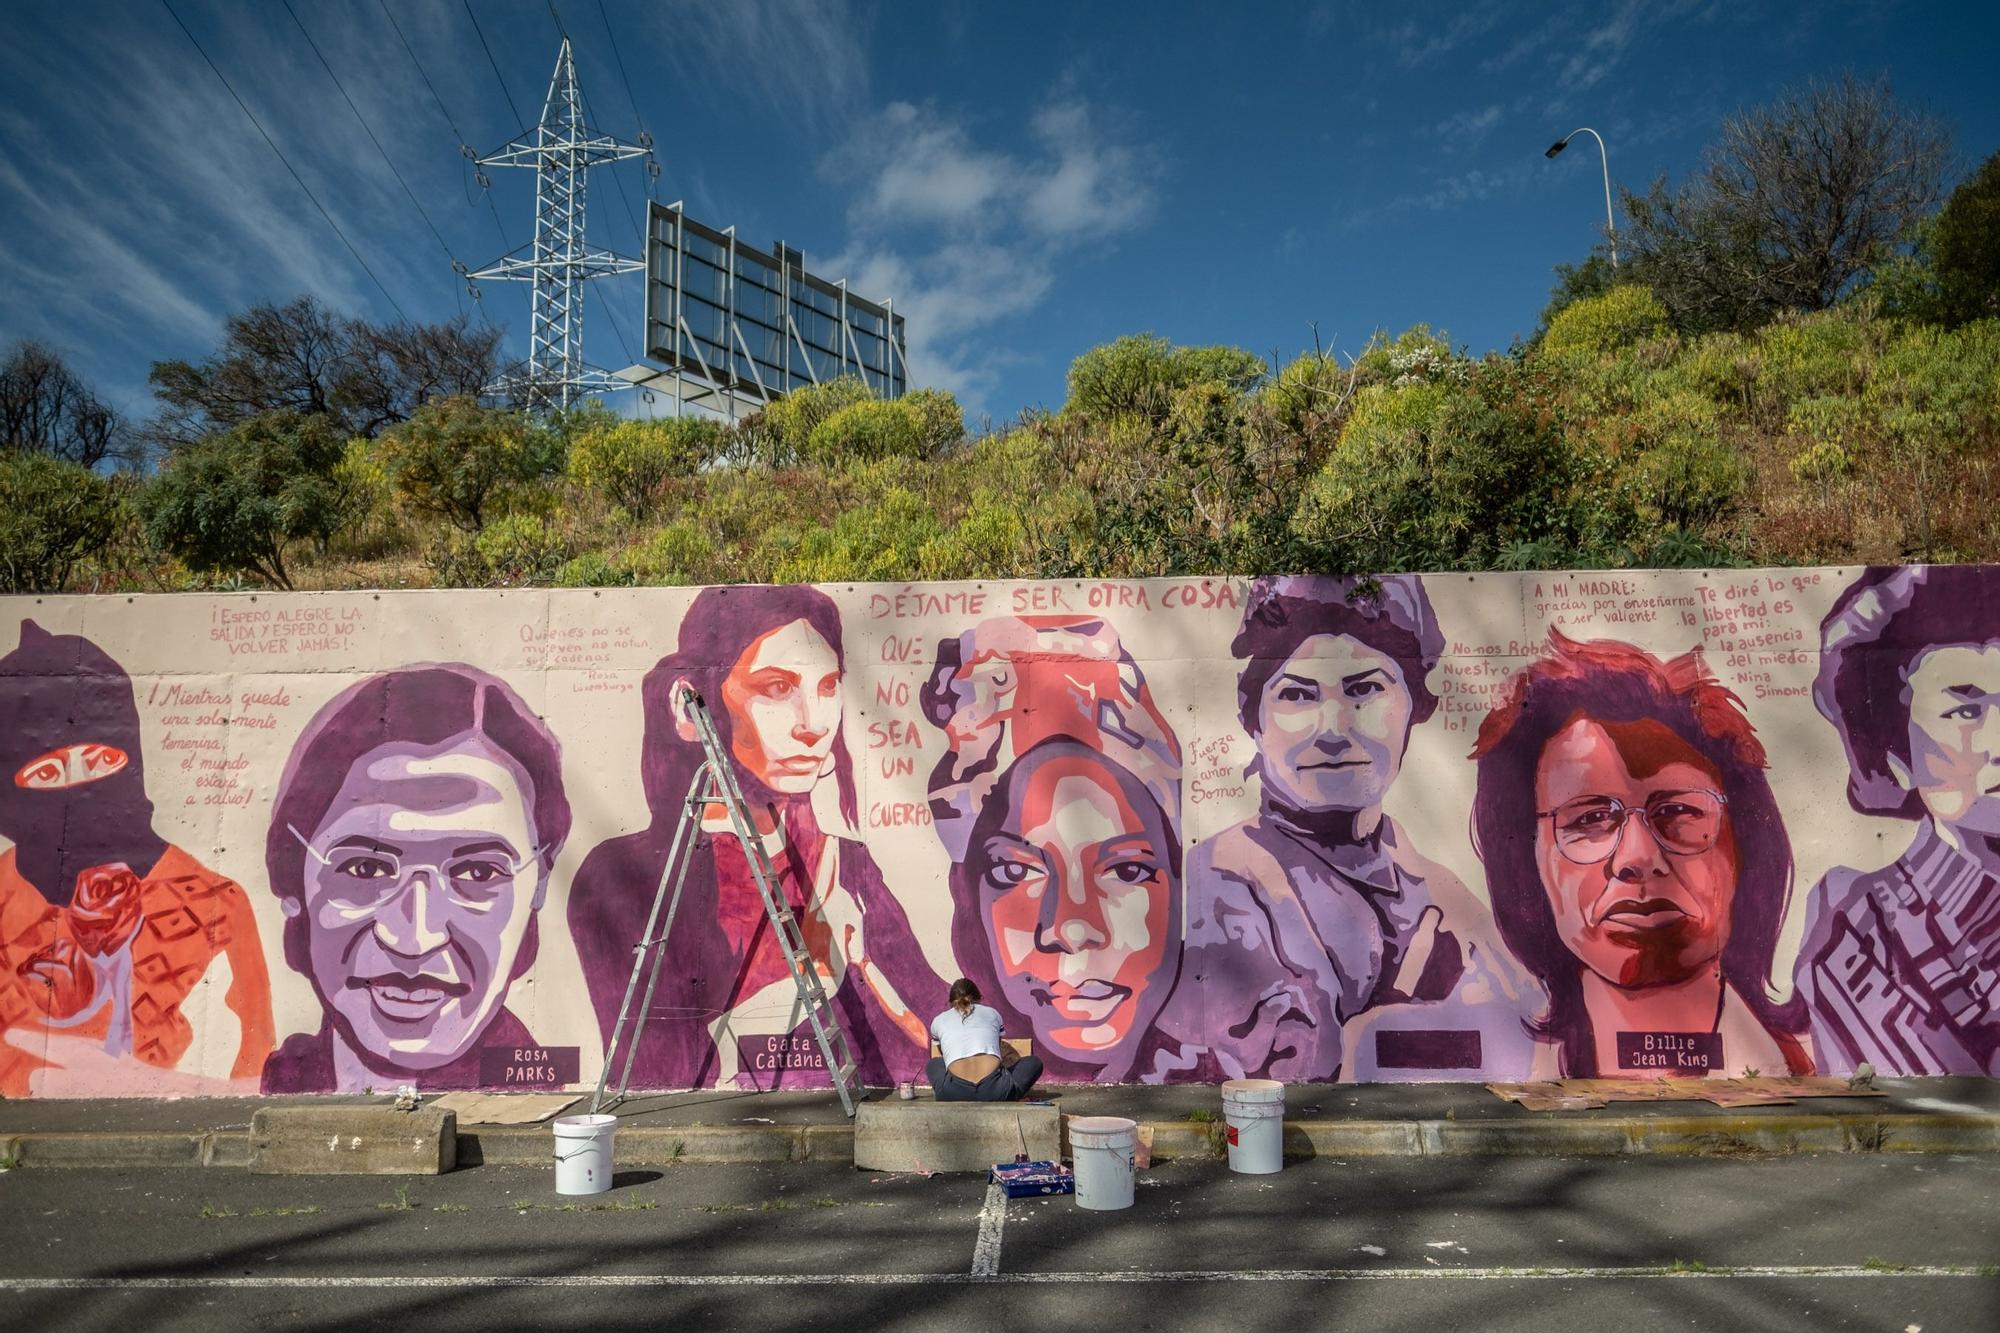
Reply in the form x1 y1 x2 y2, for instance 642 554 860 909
930 1004 1004 1064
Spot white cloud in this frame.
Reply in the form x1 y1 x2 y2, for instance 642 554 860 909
823 88 1159 415
1434 104 1505 145
637 0 870 135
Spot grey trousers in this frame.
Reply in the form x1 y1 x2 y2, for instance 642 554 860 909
925 1055 1044 1102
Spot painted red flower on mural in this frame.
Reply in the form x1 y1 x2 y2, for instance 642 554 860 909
67 864 145 957
16 937 95 1019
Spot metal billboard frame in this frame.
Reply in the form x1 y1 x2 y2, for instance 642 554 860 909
632 200 908 417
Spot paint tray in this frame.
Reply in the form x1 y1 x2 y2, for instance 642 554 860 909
990 1160 1074 1197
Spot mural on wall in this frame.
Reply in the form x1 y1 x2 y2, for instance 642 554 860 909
1799 566 2000 1076
921 615 1185 1082
0 621 272 1096
1471 632 1811 1079
261 665 569 1093
6 563 1999 1098
569 585 938 1091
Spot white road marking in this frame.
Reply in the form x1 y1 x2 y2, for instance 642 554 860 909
971 1181 1006 1277
0 1266 1989 1291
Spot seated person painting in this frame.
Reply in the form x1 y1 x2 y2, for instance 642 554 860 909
1799 566 2000 1075
926 977 1043 1102
0 620 273 1096
922 615 1185 1083
1158 576 1533 1084
261 664 570 1093
1471 631 1812 1079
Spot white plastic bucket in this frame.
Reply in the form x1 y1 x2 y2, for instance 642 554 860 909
1221 1079 1285 1175
552 1114 618 1195
1068 1115 1137 1211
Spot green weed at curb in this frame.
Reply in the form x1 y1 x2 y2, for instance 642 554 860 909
199 1203 238 1219
436 1203 469 1214
1863 1257 1915 1273
377 1183 417 1212
248 1205 322 1218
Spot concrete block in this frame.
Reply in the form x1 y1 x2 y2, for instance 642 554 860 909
15 1131 206 1168
800 1124 855 1164
250 1105 455 1175
203 1131 254 1168
854 1101 1058 1173
1299 1120 1425 1157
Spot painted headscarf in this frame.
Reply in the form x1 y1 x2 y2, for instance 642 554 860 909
919 615 1181 860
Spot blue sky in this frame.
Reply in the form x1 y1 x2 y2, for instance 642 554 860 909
4 1 1998 429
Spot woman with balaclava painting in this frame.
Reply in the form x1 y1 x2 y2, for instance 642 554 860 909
569 586 940 1090
0 620 273 1096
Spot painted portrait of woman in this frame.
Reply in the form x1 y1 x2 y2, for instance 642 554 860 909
261 664 570 1094
921 615 1184 1082
1800 566 2000 1075
1472 631 1811 1079
1158 576 1532 1084
569 585 938 1090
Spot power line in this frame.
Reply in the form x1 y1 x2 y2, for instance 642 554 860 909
546 2 642 372
373 0 513 255
281 5 459 267
598 0 646 137
464 0 528 136
159 0 410 323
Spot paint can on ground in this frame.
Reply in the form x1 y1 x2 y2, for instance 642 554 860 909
1067 1115 1137 1211
552 1113 617 1195
1221 1079 1285 1175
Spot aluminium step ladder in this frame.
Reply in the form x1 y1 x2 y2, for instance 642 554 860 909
591 685 863 1117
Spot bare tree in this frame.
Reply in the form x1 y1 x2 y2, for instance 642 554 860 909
147 296 503 450
1621 75 1950 333
0 341 126 468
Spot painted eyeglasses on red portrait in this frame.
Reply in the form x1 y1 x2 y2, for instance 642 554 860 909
1539 789 1728 865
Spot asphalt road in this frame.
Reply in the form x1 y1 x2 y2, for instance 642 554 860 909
2 1152 1995 1331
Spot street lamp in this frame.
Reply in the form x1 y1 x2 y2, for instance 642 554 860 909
1545 127 1618 268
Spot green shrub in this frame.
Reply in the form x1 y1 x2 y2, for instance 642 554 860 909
553 550 635 587
806 398 926 464
1541 286 1671 360
137 411 347 588
901 387 966 454
1064 335 1263 423
1629 392 1745 530
568 416 723 518
377 397 545 531
0 452 124 593
472 512 569 584
775 486 943 583
755 377 873 466
1754 310 1874 406
620 520 717 586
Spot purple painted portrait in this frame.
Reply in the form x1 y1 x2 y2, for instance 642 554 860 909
922 615 1185 1082
568 585 940 1090
1473 631 1810 1079
260 664 570 1094
1154 576 1530 1084
1799 566 2000 1076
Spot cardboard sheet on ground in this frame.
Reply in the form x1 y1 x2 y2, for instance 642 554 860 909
427 1092 581 1125
1485 1077 1887 1111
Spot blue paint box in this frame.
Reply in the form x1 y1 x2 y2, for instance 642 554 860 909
990 1160 1074 1197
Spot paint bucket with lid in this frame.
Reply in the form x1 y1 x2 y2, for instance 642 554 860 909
1067 1116 1137 1210
552 1114 618 1195
1221 1079 1285 1174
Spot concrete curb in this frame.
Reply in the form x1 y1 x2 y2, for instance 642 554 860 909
3 1111 1997 1169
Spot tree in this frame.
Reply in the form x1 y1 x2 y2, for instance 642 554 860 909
0 341 127 468
147 296 501 449
0 453 124 592
568 416 724 517
1620 75 1949 334
137 412 348 588
377 397 545 532
1536 245 1618 335
1932 149 2000 326
1064 334 1264 424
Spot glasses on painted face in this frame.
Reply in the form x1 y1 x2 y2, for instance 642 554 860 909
1539 790 1728 865
288 824 541 910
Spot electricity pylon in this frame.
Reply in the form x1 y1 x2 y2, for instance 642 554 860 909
472 38 648 412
